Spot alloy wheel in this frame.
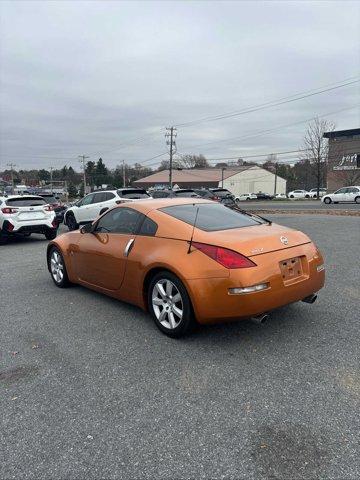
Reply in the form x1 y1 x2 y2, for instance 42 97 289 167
50 250 64 284
152 279 183 330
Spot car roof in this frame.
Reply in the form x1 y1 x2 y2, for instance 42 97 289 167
0 194 44 200
114 196 213 214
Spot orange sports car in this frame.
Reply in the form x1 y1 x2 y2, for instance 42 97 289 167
47 198 325 337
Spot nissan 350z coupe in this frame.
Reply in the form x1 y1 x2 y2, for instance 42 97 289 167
47 198 325 337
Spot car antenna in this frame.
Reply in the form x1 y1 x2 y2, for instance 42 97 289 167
187 204 200 254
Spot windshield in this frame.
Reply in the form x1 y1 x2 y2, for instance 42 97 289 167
159 203 260 231
174 190 198 197
212 189 232 198
6 197 47 207
117 189 150 199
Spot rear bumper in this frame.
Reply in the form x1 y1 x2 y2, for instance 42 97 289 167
1 220 57 236
186 243 325 324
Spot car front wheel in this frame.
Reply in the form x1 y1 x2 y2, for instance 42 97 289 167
48 247 71 288
355 196 360 204
324 197 332 204
66 212 78 231
148 271 195 337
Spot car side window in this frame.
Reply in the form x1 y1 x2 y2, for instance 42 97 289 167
138 217 158 236
92 192 107 204
81 194 94 206
95 207 142 234
335 188 346 194
104 192 115 201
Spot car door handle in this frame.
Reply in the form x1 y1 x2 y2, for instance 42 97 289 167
124 239 135 257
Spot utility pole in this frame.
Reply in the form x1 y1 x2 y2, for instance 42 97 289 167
273 162 278 196
165 127 177 189
221 167 226 188
122 160 126 187
6 163 17 192
78 155 89 195
49 166 54 194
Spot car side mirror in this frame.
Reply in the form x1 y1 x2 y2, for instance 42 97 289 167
80 223 94 234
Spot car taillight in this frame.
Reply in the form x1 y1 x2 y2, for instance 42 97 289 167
44 205 54 211
192 242 256 269
1 207 19 214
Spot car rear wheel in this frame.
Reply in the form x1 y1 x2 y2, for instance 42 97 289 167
48 247 70 288
324 197 332 204
148 271 194 337
289 195 294 198
355 196 360 204
66 212 78 231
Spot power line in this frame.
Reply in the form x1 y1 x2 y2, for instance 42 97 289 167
175 76 360 128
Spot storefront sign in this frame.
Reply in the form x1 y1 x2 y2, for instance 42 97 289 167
333 153 360 170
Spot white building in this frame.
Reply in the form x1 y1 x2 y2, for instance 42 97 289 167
134 165 286 196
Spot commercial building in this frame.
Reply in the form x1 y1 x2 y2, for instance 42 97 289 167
134 165 286 196
324 128 360 191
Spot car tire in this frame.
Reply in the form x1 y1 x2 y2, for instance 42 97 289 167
355 197 360 204
148 271 195 338
99 207 108 215
48 247 71 288
45 229 57 240
289 195 294 198
0 230 8 245
66 212 78 231
324 197 332 204
305 194 310 198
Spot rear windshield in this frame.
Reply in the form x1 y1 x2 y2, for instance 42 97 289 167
117 189 150 199
211 189 232 198
6 197 47 207
174 190 198 197
159 203 260 231
39 195 58 203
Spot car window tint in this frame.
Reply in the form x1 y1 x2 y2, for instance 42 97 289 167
81 194 94 205
117 189 150 199
174 190 198 197
160 203 260 231
138 217 158 236
6 197 47 207
92 192 105 204
95 207 142 234
103 192 115 201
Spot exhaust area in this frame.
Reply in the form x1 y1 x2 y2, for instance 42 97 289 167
302 294 318 304
250 313 269 325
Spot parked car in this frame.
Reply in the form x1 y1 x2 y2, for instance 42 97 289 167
274 193 287 200
0 194 58 243
47 198 325 337
38 193 67 223
322 186 360 204
235 193 257 202
64 188 152 231
254 192 274 200
288 190 309 199
209 188 234 200
151 189 200 199
306 188 327 198
194 189 220 201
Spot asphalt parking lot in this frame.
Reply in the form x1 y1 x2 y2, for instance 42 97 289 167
242 200 360 211
1 215 359 479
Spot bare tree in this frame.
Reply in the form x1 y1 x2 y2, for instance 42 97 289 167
301 117 335 198
179 154 209 169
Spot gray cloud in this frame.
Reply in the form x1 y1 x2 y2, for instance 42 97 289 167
0 0 359 170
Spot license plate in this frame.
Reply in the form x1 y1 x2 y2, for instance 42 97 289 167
19 212 44 220
280 257 303 281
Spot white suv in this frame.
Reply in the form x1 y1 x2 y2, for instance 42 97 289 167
322 186 360 204
0 195 58 244
64 188 152 231
235 193 257 202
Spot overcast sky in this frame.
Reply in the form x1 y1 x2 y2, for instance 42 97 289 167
0 0 359 171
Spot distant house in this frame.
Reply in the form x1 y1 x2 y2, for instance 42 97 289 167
134 166 286 196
